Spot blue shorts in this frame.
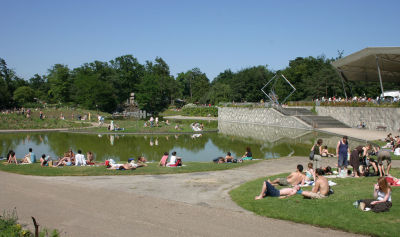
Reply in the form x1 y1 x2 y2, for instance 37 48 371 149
338 153 348 167
264 181 280 197
66 162 72 166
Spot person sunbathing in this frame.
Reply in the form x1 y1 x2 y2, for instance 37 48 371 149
225 152 234 163
7 151 18 165
255 181 300 200
358 177 392 212
54 156 73 167
159 152 169 167
137 156 148 166
107 160 146 170
268 164 305 186
321 146 334 157
300 168 329 199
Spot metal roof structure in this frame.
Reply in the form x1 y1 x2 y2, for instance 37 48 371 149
331 47 400 96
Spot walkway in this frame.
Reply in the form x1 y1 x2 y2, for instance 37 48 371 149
318 128 390 141
0 156 374 237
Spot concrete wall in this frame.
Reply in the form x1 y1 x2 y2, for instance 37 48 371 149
218 122 311 143
218 107 311 129
316 107 400 132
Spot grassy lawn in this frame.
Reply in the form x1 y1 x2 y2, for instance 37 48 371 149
0 160 260 176
230 169 400 237
0 113 91 130
84 119 218 133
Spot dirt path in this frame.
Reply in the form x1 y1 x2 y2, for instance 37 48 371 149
0 156 371 237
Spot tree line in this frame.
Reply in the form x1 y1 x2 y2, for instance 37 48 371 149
1 54 398 113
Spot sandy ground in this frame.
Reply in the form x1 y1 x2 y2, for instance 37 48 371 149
318 128 394 141
0 156 378 237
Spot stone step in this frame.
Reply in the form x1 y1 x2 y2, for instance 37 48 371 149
295 115 350 128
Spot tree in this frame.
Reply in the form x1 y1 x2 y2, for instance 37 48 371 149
71 62 117 112
47 64 72 103
110 55 145 104
176 68 210 103
136 57 175 113
13 86 35 105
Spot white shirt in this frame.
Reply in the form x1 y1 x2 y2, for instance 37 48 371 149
167 155 177 165
75 154 86 166
377 190 391 202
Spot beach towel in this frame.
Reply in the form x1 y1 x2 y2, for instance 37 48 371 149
385 176 400 186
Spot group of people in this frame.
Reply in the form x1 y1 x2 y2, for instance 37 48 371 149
255 164 331 200
383 133 400 155
158 151 183 167
213 147 253 164
254 163 393 213
5 148 95 167
310 136 392 178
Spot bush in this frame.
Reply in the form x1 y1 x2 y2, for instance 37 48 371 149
0 209 59 237
181 107 218 117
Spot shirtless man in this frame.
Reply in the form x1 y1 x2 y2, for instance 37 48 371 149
268 164 305 186
300 168 329 199
255 181 300 200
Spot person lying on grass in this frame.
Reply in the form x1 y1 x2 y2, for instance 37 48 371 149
300 168 329 199
255 181 300 200
268 164 305 186
358 176 392 212
107 160 147 170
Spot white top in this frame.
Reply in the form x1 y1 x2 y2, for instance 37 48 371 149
394 148 400 156
377 190 391 202
167 155 177 165
75 154 86 166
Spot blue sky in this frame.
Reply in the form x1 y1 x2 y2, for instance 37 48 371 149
1 0 399 80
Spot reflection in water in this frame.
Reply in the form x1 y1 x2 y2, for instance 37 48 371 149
0 127 365 162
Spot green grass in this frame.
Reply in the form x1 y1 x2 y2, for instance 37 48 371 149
230 169 400 237
0 160 260 176
0 113 91 130
159 108 184 116
84 119 218 133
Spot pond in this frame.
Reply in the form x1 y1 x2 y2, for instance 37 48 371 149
0 123 366 162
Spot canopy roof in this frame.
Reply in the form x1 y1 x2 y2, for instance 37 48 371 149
332 47 400 83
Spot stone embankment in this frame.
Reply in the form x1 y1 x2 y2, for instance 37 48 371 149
218 107 310 129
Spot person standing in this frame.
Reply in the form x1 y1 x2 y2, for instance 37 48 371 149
311 139 323 169
350 144 371 178
336 136 350 175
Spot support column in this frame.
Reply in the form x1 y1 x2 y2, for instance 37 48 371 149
376 56 385 96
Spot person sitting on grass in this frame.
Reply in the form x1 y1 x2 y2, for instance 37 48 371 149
242 147 253 160
21 148 36 164
300 168 329 199
40 154 52 167
167 151 182 167
255 181 300 200
321 146 334 157
137 156 148 166
54 156 73 167
159 152 169 167
305 163 315 181
75 150 86 166
225 152 234 163
268 164 305 186
7 151 18 165
358 177 392 212
86 151 95 165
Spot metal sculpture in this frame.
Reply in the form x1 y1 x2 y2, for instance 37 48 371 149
261 74 296 105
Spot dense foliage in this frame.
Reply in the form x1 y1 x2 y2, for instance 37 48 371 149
1 54 398 113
